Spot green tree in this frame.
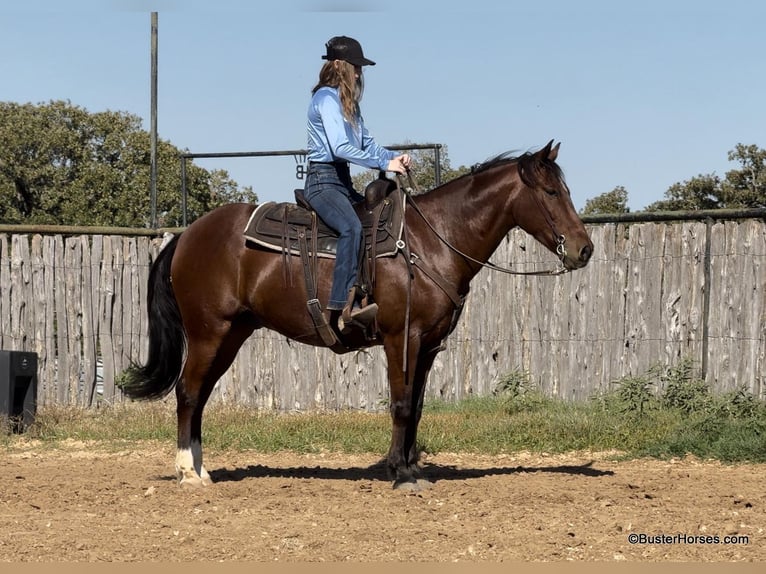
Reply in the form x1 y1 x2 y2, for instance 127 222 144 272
644 143 766 211
719 144 766 208
0 100 256 227
645 174 722 211
580 185 630 215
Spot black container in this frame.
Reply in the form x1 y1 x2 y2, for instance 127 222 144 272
0 350 38 433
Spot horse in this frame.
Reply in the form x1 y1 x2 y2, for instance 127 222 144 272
120 140 593 490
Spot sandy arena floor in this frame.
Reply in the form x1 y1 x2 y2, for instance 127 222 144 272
0 441 763 562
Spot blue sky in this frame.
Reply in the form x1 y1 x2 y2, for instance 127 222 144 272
2 0 764 212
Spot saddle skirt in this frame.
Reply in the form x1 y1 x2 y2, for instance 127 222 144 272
243 179 404 259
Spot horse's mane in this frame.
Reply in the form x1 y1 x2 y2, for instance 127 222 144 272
471 150 565 189
470 151 522 175
423 148 564 196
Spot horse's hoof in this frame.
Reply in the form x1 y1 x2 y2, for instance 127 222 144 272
178 473 208 488
393 478 433 492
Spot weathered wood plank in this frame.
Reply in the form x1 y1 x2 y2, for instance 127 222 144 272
110 236 124 392
42 237 57 405
30 236 47 403
98 237 116 402
0 235 8 351
79 236 97 406
52 235 68 404
64 236 83 404
707 220 766 393
10 235 30 351
90 236 104 402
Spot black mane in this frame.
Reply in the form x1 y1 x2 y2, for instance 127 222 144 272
472 148 565 188
418 147 565 197
470 151 521 175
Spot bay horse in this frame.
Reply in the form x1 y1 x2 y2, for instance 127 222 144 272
120 140 593 490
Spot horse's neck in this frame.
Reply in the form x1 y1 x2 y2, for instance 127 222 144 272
415 171 517 267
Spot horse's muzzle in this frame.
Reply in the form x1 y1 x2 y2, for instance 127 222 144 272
563 241 593 270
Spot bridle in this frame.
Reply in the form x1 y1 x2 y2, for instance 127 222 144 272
392 168 569 377
396 171 570 277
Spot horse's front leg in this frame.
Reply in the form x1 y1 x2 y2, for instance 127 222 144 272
406 347 439 475
384 335 432 490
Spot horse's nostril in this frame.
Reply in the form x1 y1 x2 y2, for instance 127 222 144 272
580 244 593 262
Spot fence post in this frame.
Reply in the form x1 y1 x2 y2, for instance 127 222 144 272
701 217 713 382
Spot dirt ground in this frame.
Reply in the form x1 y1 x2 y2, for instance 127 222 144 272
0 441 763 562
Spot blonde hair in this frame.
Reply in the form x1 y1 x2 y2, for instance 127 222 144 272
312 60 360 126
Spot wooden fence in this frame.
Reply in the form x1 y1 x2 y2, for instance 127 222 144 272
1 216 764 410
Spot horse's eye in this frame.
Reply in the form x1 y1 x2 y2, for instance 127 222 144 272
545 188 559 197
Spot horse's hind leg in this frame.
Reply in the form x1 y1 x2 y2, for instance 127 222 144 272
175 359 215 488
175 315 256 487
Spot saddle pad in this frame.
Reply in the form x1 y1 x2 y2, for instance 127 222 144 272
243 194 404 259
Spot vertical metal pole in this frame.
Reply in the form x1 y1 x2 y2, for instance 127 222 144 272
150 12 158 229
434 145 442 187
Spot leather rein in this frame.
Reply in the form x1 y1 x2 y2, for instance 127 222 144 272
392 170 570 378
395 172 571 277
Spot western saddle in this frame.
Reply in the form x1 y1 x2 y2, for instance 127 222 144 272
243 176 404 352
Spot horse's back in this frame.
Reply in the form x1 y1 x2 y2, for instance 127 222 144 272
174 203 253 259
171 203 257 303
184 203 255 242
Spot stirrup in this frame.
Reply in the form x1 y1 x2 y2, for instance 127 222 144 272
338 302 378 334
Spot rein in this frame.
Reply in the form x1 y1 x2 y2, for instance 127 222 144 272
392 168 569 378
396 172 570 277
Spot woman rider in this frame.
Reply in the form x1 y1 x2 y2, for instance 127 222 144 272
305 36 411 332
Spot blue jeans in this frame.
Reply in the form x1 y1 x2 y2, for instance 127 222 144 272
304 163 365 310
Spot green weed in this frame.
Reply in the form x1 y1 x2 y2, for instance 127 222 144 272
3 358 764 463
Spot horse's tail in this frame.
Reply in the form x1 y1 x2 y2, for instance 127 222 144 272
119 234 185 400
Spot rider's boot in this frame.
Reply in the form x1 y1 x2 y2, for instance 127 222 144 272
338 287 378 334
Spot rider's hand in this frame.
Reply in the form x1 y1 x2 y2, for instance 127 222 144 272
386 154 411 174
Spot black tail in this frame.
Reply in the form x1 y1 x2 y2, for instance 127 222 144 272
119 234 185 400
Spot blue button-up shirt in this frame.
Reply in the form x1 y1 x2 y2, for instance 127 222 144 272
307 86 396 170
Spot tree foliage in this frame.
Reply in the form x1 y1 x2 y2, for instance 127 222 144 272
580 185 630 215
0 100 256 227
719 144 766 208
645 174 722 212
645 143 766 211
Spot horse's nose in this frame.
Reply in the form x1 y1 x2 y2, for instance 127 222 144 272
579 243 593 263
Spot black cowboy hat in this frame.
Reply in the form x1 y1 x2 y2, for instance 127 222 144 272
322 36 375 67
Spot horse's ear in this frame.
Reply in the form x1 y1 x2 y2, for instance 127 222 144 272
538 139 554 161
548 141 560 162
